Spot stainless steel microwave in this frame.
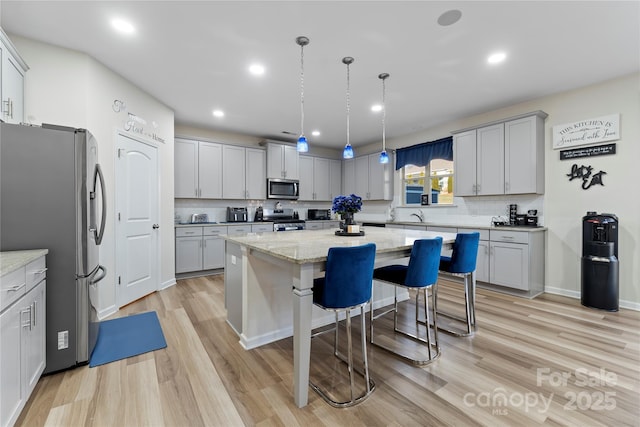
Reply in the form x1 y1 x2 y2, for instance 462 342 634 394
267 178 299 200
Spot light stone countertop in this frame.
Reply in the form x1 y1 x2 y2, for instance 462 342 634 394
367 220 547 232
224 227 456 264
175 222 273 227
0 249 49 276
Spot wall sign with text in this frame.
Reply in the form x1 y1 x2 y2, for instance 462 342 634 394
560 143 616 160
553 114 620 150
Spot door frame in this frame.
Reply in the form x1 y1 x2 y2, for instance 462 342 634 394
114 129 161 307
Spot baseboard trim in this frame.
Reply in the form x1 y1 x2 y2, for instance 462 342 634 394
544 287 639 311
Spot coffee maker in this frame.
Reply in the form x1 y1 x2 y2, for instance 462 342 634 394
581 212 619 311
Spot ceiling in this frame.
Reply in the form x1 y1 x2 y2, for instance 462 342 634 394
2 1 638 150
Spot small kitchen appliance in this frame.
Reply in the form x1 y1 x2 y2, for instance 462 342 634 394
307 209 331 220
226 207 248 222
267 178 299 200
509 204 518 225
581 212 619 311
254 206 264 222
190 213 209 223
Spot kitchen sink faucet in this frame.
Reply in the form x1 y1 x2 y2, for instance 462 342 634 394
411 210 425 222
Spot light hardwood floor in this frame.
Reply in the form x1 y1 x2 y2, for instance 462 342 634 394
16 276 640 427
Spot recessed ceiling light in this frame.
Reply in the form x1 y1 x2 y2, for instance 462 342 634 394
371 104 383 112
212 110 224 118
487 52 507 64
111 19 135 34
249 64 265 75
311 130 320 137
437 9 462 26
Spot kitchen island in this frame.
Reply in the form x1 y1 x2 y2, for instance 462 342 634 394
224 227 455 408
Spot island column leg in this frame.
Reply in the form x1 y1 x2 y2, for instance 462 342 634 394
292 263 314 408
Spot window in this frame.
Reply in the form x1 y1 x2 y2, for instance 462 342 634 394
403 159 454 205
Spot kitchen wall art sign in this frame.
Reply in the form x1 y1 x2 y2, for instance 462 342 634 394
553 114 619 150
112 99 166 144
566 163 606 190
560 143 616 160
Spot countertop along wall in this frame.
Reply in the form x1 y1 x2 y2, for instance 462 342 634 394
12 35 176 318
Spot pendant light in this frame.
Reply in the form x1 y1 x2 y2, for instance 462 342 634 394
342 57 355 159
296 36 310 153
378 73 390 164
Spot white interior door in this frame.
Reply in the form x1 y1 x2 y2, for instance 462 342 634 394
115 131 159 307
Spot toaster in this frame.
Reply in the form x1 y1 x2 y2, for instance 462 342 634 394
190 213 209 223
226 207 248 222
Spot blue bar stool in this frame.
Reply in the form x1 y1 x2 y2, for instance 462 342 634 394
310 243 376 407
436 232 480 336
370 238 443 365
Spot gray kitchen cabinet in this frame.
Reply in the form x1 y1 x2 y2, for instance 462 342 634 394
203 227 226 270
1 29 28 125
343 159 356 195
453 111 547 196
352 153 392 200
1 255 46 427
299 156 331 201
222 145 266 200
176 226 229 274
329 159 342 200
267 143 299 180
175 228 203 273
227 224 252 235
323 221 339 230
174 139 223 199
489 229 544 296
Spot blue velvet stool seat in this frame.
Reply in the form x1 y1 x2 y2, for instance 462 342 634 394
435 232 480 336
310 243 376 407
370 238 443 365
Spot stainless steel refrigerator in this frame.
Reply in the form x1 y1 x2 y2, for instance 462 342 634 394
1 122 107 374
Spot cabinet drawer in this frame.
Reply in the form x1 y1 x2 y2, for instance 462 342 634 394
1 267 26 312
204 226 227 236
26 256 47 292
227 225 252 235
176 227 203 237
490 229 528 244
251 224 273 233
427 226 456 233
458 227 490 240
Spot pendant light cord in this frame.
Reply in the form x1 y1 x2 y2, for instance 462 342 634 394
299 42 305 137
382 76 386 152
346 60 351 148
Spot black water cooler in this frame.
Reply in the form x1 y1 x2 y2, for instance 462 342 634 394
581 212 619 311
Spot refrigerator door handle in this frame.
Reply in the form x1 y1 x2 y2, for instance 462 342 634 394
90 265 107 285
92 164 107 245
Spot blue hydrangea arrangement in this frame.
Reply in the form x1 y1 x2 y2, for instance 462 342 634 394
331 194 363 215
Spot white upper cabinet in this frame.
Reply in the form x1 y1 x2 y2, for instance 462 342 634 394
176 139 266 200
222 145 246 199
453 111 547 196
350 153 392 200
329 159 342 200
476 123 505 196
245 148 266 200
1 29 28 125
505 115 545 194
342 159 356 195
267 143 299 180
198 142 223 199
298 156 332 201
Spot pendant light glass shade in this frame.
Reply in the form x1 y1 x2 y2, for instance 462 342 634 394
378 72 390 164
296 36 310 153
379 150 389 164
342 56 355 159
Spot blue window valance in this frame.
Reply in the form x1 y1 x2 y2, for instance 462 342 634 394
395 136 453 170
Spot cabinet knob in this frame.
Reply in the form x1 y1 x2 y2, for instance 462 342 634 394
152 224 160 229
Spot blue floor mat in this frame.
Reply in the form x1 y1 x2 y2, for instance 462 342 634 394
89 311 167 367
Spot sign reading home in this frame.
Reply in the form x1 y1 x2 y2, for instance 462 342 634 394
552 114 620 150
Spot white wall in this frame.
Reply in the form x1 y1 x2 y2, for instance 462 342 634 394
13 35 176 317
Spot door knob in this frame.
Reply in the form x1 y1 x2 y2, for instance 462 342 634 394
152 224 159 229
